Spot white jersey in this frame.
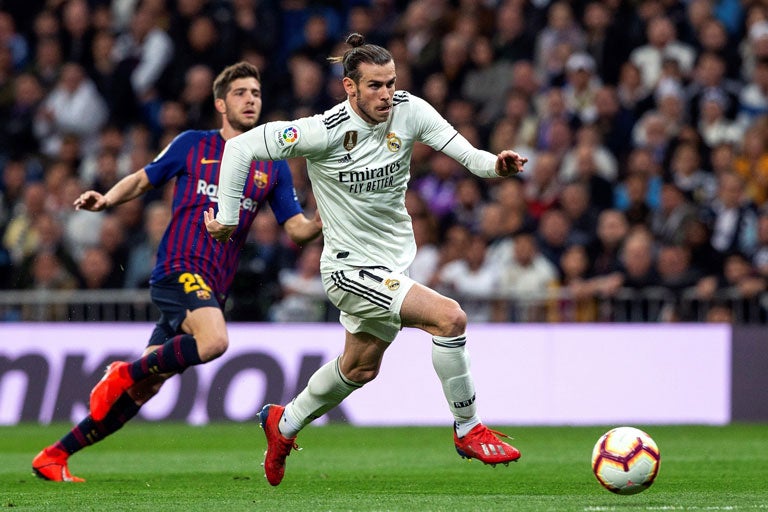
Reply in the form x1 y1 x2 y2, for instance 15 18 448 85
217 91 499 273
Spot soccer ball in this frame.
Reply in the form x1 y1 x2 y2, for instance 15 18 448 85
591 426 661 495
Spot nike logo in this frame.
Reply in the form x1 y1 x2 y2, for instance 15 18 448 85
200 158 221 164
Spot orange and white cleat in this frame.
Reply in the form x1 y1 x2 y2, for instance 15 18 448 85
454 424 521 467
259 404 300 486
89 361 134 421
32 446 85 483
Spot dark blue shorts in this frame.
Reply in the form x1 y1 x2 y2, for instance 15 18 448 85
148 272 221 347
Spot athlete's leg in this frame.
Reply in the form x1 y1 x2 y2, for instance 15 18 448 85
33 344 168 482
280 330 387 437
90 273 227 420
262 330 386 486
399 283 520 465
399 283 477 431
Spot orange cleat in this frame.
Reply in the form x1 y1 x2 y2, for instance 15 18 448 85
259 404 300 486
32 446 85 483
454 424 521 467
89 361 134 421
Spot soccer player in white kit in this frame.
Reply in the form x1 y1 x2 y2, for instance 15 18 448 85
205 33 528 486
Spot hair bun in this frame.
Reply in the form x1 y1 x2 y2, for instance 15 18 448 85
345 33 365 48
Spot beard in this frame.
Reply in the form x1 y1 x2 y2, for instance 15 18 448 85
227 112 259 133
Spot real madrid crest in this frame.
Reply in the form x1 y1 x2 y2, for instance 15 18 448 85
384 278 400 291
343 130 358 151
252 170 268 189
386 132 402 152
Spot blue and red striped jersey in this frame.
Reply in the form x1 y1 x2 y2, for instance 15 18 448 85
145 130 302 305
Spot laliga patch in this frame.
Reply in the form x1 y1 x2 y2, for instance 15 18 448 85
275 126 300 148
384 278 400 291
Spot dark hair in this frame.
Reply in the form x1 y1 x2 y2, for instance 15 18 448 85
328 33 393 83
212 62 261 100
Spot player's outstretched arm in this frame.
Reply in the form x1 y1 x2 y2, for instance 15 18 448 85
283 210 323 245
74 169 153 211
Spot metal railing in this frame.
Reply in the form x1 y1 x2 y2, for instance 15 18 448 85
0 287 764 323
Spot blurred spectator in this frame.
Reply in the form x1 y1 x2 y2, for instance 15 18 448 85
0 72 44 159
650 181 699 246
440 176 485 235
737 57 768 129
547 243 599 322
617 61 651 115
433 233 495 322
587 208 629 277
559 181 599 246
536 207 573 270
581 0 628 85
667 141 717 205
562 52 601 125
88 29 118 112
409 206 440 285
33 62 108 158
432 30 471 98
428 223 471 288
492 1 535 63
523 150 562 220
20 251 77 320
656 243 702 294
3 181 47 265
701 171 759 257
60 0 94 69
0 10 29 71
534 1 585 85
270 243 326 322
565 142 614 211
752 209 768 278
733 124 768 207
97 214 131 284
181 64 215 130
12 211 78 289
78 124 132 187
398 0 443 83
461 35 512 126
76 245 119 289
629 15 695 91
30 35 63 91
592 85 636 161
492 231 558 322
614 226 659 291
111 3 174 128
412 151 462 222
560 123 618 183
683 217 724 279
696 252 767 318
616 172 653 227
228 210 298 321
697 88 743 149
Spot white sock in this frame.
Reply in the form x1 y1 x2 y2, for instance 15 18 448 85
279 357 362 438
432 334 481 437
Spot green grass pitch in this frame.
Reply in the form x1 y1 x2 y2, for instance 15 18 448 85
2 422 767 511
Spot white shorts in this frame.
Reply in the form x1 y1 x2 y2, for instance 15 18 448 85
322 266 416 343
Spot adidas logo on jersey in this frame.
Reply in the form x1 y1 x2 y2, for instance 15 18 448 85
337 153 352 164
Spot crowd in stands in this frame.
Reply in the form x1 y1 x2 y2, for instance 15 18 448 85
1 0 768 323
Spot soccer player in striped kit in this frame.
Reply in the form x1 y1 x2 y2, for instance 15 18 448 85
207 34 528 486
32 62 321 482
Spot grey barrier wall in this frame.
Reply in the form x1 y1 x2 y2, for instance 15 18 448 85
731 326 768 422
